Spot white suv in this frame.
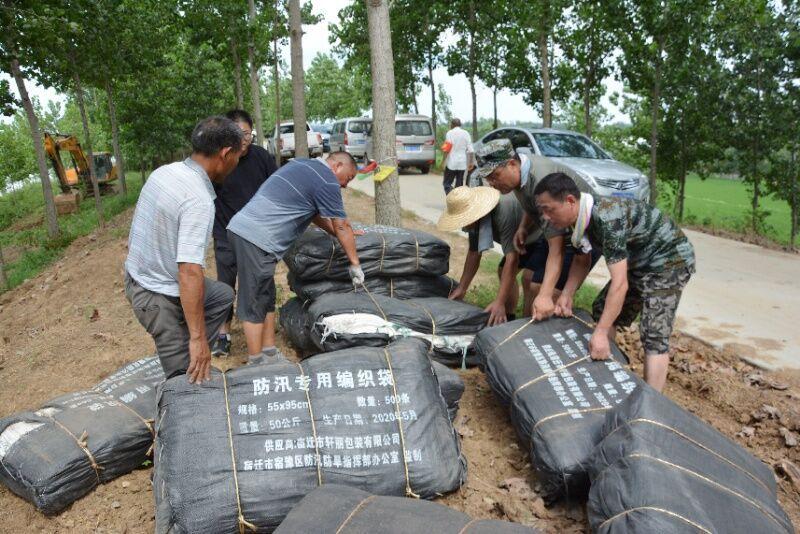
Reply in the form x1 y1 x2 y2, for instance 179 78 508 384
266 121 323 163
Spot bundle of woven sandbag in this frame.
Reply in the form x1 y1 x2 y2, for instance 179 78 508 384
281 224 488 368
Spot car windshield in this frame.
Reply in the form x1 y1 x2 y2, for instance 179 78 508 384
279 124 310 135
349 121 370 133
532 133 609 159
396 120 432 136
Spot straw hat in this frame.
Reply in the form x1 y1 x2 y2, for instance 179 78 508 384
437 186 501 231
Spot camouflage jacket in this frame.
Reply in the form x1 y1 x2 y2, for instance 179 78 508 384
587 197 695 273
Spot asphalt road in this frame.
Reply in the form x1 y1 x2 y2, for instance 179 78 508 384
350 169 800 371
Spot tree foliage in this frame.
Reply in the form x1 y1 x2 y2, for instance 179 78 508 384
305 53 370 122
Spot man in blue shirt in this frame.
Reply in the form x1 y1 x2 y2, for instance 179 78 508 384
227 151 364 360
210 109 277 357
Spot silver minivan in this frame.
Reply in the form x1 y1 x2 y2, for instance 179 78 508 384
330 117 372 160
365 114 435 174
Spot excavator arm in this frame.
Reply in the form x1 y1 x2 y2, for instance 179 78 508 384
43 132 117 193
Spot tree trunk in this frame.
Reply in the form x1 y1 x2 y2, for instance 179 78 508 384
105 80 127 196
412 92 419 115
538 30 551 127
677 166 687 223
583 73 592 137
289 0 309 159
789 147 797 250
752 55 764 234
70 53 104 227
751 168 760 233
469 77 477 139
9 56 60 238
0 243 8 290
428 52 436 140
648 37 663 206
493 87 498 130
247 0 265 148
140 159 146 182
273 0 282 168
231 37 244 109
366 0 400 227
468 0 478 139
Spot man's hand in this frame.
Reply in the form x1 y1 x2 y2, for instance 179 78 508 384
533 294 555 321
449 285 467 301
353 228 366 236
513 227 528 254
187 337 212 383
348 264 365 286
484 300 508 326
589 328 611 360
554 294 574 317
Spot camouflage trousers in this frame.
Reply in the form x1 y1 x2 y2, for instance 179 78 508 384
592 266 694 355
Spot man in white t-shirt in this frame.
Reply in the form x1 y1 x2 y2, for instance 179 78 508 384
442 118 474 195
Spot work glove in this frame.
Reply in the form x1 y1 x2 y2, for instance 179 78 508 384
348 264 365 286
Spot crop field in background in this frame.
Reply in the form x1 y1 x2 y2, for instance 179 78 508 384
660 175 792 245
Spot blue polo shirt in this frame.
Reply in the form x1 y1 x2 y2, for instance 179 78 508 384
227 158 346 258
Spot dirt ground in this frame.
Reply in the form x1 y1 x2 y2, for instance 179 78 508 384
0 189 798 533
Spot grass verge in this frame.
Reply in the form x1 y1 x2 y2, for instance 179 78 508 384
0 176 144 292
465 250 601 316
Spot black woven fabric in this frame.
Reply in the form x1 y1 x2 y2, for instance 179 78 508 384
0 357 163 514
472 313 639 501
301 294 487 368
588 387 794 534
288 272 457 302
154 339 467 533
284 224 450 281
274 484 540 533
278 298 464 421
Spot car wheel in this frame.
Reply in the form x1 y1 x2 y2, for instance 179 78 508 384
419 165 430 174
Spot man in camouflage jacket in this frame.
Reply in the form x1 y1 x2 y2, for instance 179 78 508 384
473 138 598 321
532 172 695 392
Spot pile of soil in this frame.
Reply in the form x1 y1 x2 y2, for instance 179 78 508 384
0 189 797 533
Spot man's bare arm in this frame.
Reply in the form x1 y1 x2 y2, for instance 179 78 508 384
312 215 336 236
178 262 211 383
450 249 482 300
597 260 628 330
332 217 360 266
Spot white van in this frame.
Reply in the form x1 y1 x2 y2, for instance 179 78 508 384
365 114 435 174
329 117 372 161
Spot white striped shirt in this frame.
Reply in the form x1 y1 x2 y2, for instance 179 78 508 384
125 158 216 296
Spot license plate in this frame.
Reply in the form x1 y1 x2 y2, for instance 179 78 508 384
405 145 421 152
611 191 635 198
356 139 365 145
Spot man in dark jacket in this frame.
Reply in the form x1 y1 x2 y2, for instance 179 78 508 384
210 109 277 357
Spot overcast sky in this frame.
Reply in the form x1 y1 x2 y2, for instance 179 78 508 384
3 0 626 126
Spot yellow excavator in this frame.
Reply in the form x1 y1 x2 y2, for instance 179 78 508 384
44 132 118 194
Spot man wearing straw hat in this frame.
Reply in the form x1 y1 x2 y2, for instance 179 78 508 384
472 138 599 321
438 185 589 325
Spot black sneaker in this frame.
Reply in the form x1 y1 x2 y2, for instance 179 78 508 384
211 335 231 357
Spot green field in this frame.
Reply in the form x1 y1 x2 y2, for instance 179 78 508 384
661 175 792 246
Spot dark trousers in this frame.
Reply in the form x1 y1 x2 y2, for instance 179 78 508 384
214 238 237 323
124 272 233 379
443 167 465 195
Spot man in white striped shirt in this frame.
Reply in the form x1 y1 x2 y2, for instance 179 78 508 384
125 116 243 383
